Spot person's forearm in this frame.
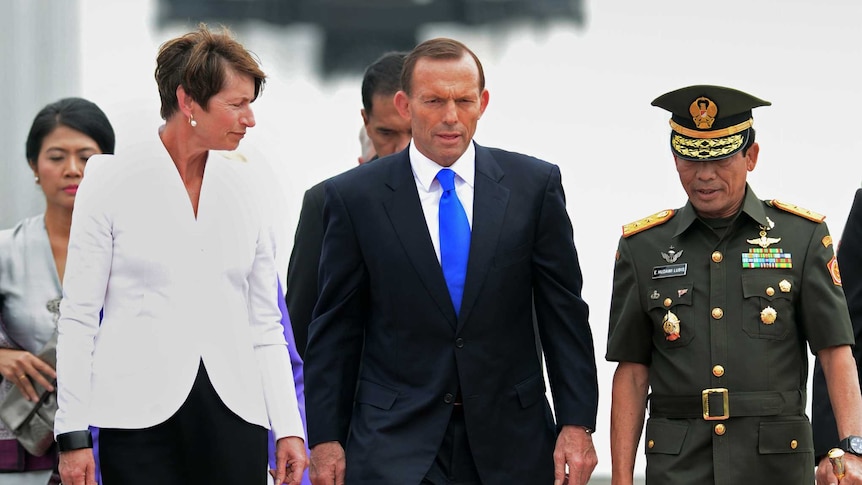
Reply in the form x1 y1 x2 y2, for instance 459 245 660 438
819 345 862 439
610 362 649 485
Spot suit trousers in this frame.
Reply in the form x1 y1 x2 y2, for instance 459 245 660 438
421 406 482 485
99 361 267 485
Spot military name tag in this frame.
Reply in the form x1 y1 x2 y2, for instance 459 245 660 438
653 263 687 279
742 248 792 269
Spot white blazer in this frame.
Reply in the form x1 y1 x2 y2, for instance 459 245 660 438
55 132 304 442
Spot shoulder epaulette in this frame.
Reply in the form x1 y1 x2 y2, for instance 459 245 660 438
622 209 675 238
769 199 825 223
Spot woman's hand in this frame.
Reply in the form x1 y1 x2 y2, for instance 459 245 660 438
0 347 56 401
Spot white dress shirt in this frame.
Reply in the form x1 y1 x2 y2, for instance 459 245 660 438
55 132 304 442
409 142 475 263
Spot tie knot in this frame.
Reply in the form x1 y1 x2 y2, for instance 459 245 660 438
436 168 456 192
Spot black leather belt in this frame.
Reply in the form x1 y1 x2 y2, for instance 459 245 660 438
649 389 805 420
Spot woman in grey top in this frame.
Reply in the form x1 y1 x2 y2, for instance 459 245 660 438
0 97 114 484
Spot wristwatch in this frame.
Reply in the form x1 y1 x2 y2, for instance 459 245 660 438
838 435 862 456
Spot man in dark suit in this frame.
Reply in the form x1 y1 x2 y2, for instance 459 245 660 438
814 188 862 484
305 37 599 485
286 51 411 358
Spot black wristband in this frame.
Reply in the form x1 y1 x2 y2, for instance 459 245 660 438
56 431 93 452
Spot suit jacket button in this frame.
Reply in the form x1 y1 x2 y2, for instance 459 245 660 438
455 338 464 348
444 393 454 404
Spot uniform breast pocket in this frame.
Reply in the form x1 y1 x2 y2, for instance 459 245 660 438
741 274 795 340
647 282 695 348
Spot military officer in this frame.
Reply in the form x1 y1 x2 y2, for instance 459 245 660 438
606 85 862 485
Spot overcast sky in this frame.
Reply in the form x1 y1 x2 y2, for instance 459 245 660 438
77 0 862 478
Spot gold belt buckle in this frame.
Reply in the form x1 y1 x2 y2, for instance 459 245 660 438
702 388 729 420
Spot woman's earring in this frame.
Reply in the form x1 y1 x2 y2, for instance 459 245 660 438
189 115 197 127
34 176 40 184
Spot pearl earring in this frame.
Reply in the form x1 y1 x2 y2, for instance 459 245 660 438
34 176 40 184
189 115 197 127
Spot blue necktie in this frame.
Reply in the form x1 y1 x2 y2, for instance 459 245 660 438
436 168 471 315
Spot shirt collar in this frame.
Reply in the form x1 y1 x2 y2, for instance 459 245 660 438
672 184 767 237
409 141 476 191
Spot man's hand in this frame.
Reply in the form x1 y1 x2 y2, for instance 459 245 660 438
554 425 597 485
817 453 862 485
58 448 97 485
271 436 308 485
309 441 346 485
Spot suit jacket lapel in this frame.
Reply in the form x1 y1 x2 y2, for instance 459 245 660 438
457 144 509 330
382 152 456 326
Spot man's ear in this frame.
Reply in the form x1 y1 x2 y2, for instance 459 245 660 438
745 142 760 172
478 88 490 118
394 90 410 120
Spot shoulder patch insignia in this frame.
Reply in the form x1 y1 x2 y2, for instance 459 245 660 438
828 254 842 286
622 210 675 238
770 199 825 223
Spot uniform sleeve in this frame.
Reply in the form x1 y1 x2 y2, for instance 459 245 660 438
606 236 653 365
799 221 855 354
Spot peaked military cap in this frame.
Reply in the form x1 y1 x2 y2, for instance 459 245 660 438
652 85 771 161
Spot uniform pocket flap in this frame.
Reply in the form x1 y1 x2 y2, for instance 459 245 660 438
514 373 546 409
645 419 689 455
355 380 398 410
758 419 813 454
741 274 794 301
646 282 693 310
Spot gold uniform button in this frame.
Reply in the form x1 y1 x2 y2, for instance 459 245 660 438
714 424 726 435
648 440 655 449
711 308 724 320
663 298 673 308
766 287 775 296
711 251 723 263
712 365 725 377
790 440 798 450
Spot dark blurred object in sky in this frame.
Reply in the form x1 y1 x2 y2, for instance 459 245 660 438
156 0 586 76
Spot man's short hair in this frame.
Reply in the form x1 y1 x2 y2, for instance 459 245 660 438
401 38 485 96
361 51 407 115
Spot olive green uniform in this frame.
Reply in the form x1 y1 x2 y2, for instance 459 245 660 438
606 185 855 485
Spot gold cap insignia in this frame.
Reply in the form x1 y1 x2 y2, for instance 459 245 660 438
690 96 718 129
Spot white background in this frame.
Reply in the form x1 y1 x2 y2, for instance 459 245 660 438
75 0 861 478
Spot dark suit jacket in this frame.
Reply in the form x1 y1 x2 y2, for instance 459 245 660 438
813 188 862 458
286 180 325 359
305 144 599 484
287 157 380 358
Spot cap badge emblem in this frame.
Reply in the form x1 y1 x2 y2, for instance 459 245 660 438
689 96 717 129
